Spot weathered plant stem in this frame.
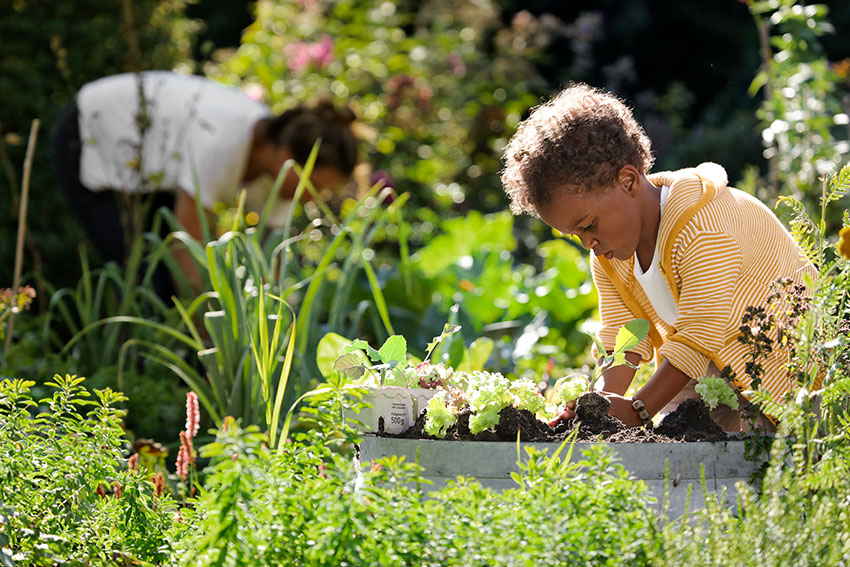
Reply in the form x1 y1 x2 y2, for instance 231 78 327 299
5 118 39 355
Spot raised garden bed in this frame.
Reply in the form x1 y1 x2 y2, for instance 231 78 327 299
360 435 761 517
360 393 765 516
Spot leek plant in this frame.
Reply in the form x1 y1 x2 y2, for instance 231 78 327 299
60 145 408 450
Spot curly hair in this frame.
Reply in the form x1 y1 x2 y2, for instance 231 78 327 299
500 83 654 217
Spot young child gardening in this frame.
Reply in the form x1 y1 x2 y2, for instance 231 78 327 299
500 83 815 431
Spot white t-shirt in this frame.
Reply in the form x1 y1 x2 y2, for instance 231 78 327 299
633 185 678 327
77 71 271 211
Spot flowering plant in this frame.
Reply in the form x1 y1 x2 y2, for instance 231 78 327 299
0 285 35 341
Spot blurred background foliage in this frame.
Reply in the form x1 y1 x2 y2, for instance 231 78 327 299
1 0 849 446
4 0 849 290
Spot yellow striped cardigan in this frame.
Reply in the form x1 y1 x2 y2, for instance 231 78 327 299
591 163 815 405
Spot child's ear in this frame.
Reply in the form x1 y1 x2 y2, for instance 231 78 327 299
618 165 639 195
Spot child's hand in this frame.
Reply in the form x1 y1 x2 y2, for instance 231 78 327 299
599 392 644 428
547 400 577 427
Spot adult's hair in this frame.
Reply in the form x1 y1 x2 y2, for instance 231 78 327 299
266 98 359 175
500 83 654 217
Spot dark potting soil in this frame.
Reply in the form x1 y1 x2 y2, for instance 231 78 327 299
654 397 728 442
392 392 730 443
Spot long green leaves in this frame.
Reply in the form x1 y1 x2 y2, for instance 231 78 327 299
54 137 408 444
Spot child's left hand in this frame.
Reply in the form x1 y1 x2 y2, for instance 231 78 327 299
599 392 644 428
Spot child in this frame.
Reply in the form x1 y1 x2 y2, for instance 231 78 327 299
51 71 359 294
500 83 814 431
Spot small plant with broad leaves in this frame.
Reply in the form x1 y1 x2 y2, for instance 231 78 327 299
333 323 462 388
546 318 650 425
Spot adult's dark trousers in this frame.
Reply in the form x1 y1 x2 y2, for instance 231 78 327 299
50 100 176 300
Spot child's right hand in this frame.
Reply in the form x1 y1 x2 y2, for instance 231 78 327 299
548 400 577 427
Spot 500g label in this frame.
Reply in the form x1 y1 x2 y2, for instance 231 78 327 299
390 414 406 425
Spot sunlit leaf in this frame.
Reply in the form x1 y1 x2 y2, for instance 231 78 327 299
614 319 649 354
378 335 407 364
333 353 367 380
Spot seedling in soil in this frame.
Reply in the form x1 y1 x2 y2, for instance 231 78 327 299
548 319 649 426
333 323 462 388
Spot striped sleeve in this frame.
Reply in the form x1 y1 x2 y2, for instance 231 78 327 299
590 255 655 363
658 227 743 379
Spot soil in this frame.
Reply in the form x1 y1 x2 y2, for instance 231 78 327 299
392 392 731 443
653 397 728 442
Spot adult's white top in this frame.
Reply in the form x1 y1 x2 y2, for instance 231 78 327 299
77 71 271 211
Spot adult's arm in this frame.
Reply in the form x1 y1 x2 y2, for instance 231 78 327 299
172 190 205 293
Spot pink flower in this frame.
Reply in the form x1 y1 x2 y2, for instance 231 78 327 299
285 35 335 72
309 35 334 67
185 392 200 439
243 83 266 102
285 41 312 71
153 472 165 497
176 430 195 481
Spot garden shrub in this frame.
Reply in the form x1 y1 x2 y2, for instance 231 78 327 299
170 413 660 567
0 375 177 566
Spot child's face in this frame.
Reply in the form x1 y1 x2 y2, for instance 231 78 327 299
537 176 643 262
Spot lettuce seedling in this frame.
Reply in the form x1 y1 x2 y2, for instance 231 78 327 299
695 376 739 410
424 391 457 438
509 378 546 415
550 374 590 405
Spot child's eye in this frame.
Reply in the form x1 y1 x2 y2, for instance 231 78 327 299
582 221 596 231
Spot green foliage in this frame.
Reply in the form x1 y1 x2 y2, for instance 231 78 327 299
0 376 177 565
550 374 591 405
342 334 410 386
378 211 598 377
747 0 850 230
509 377 546 415
45 233 180 373
171 420 661 567
329 321 490 389
210 0 544 211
